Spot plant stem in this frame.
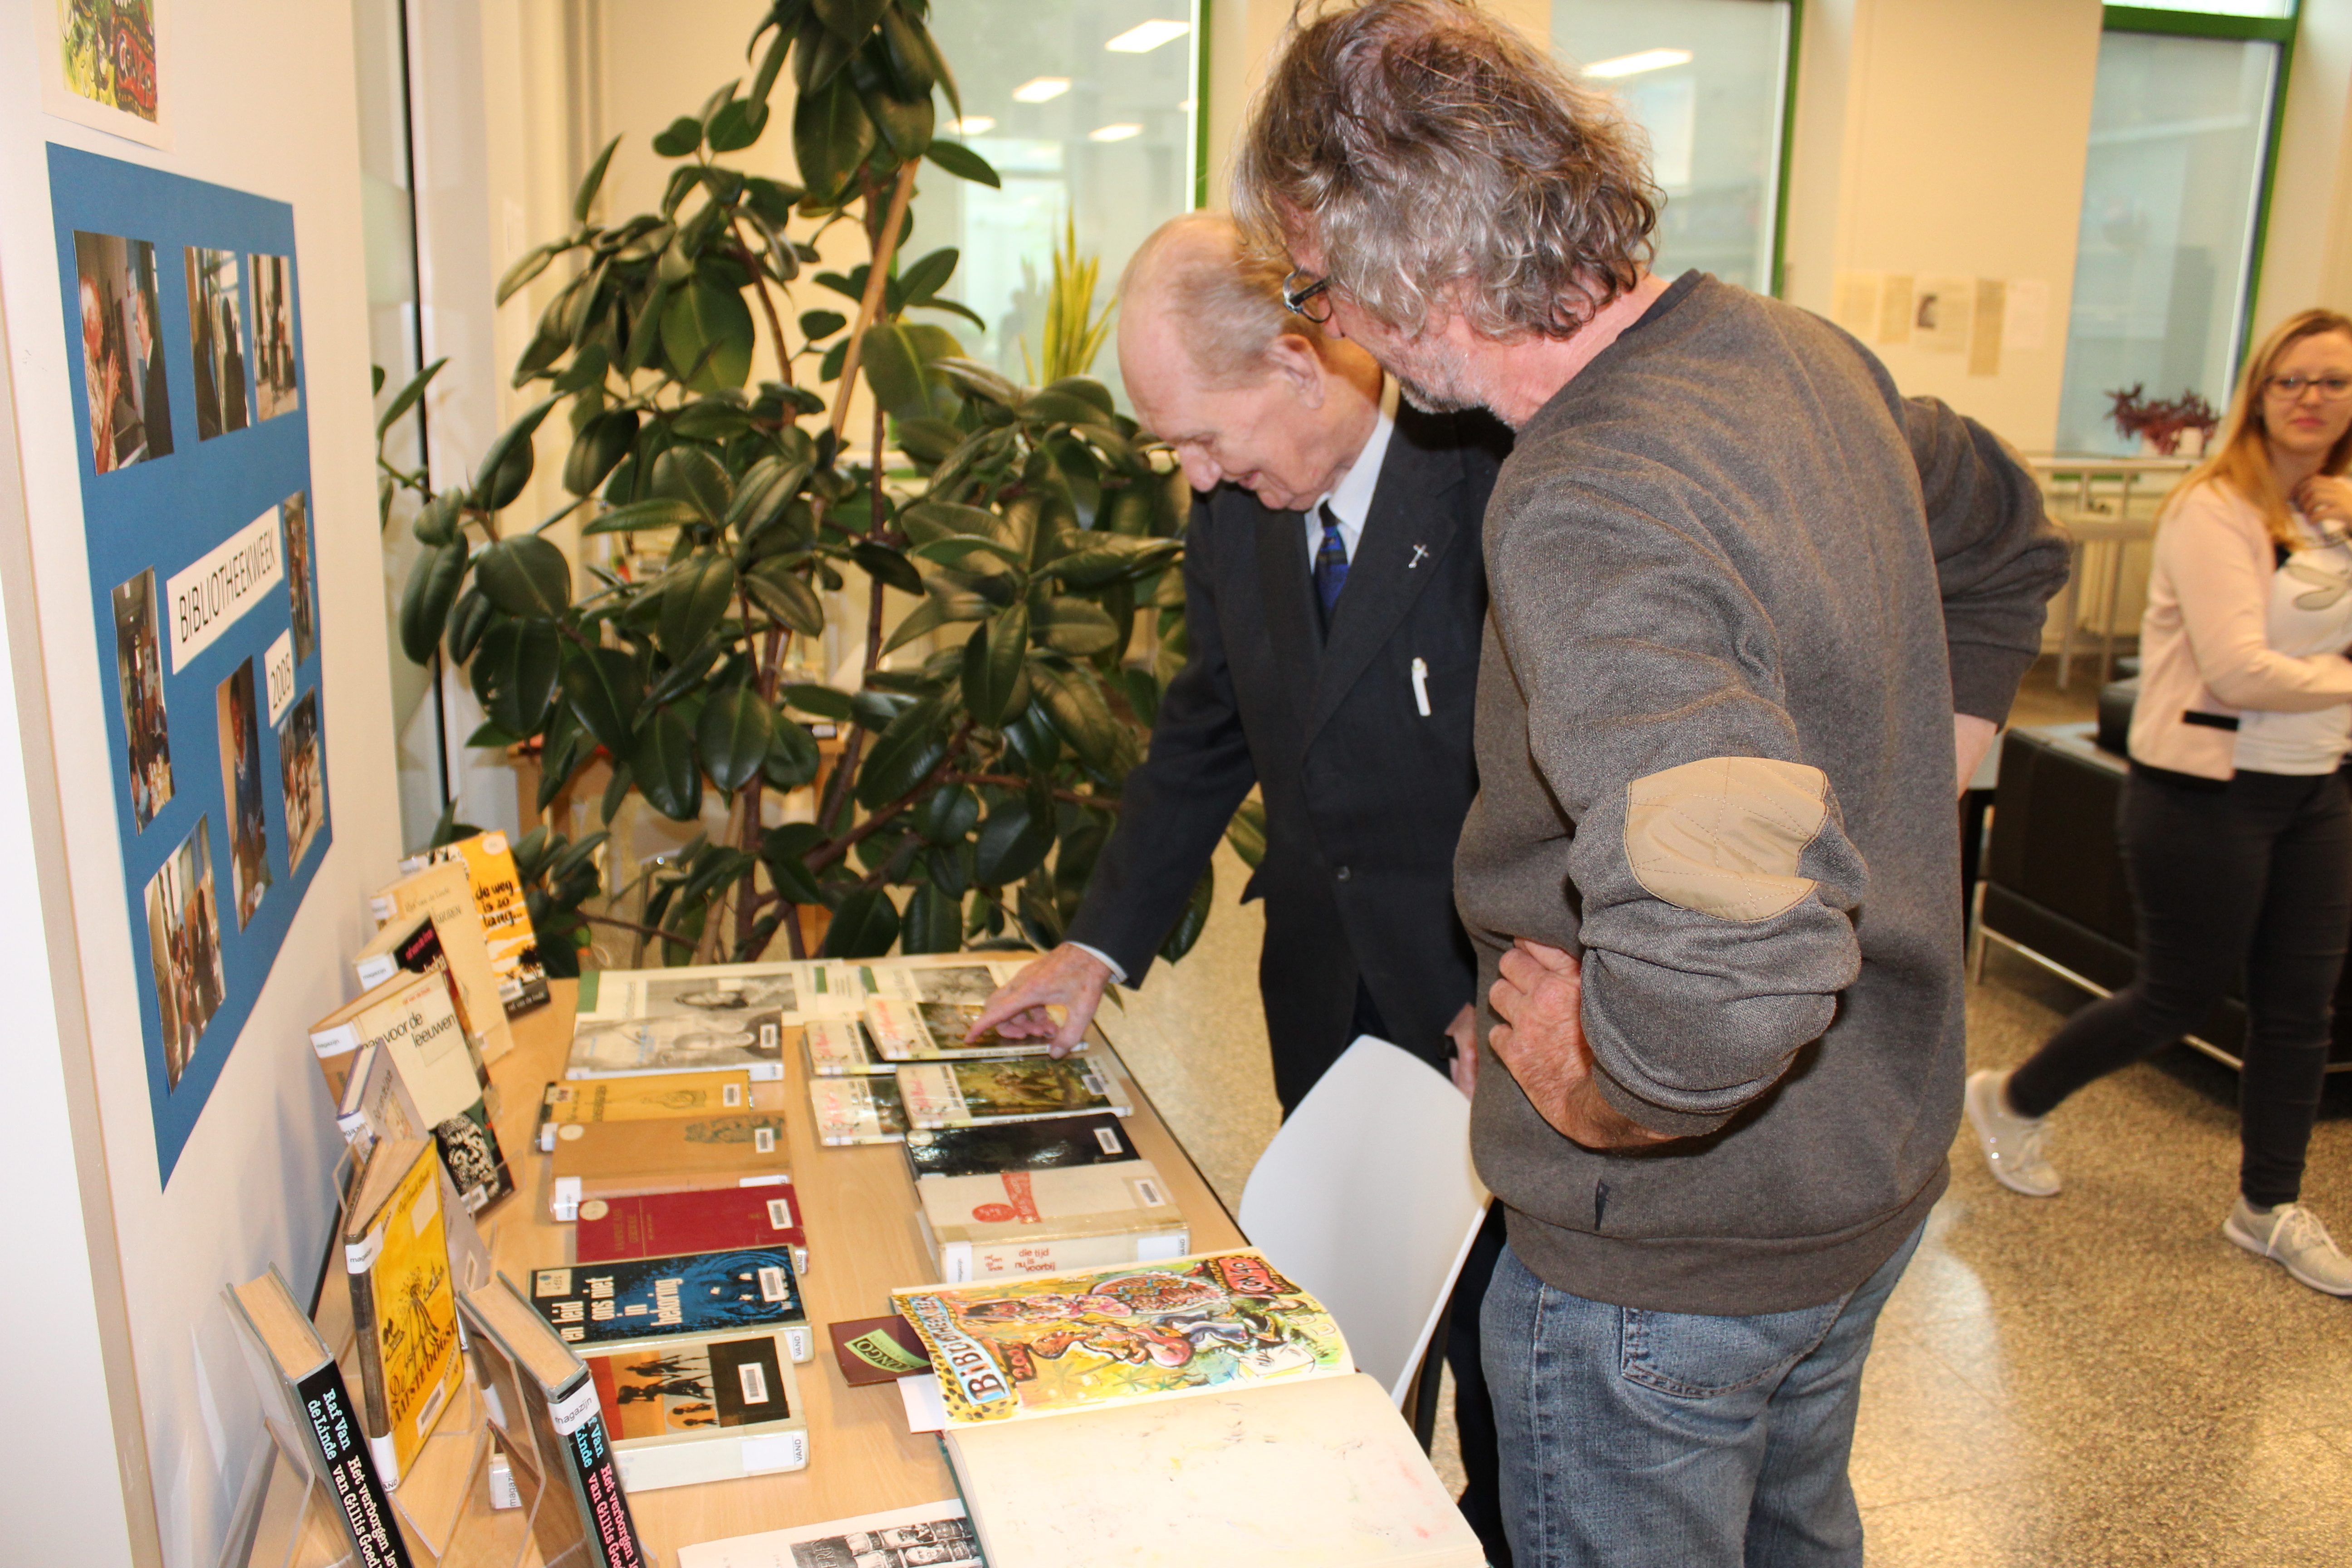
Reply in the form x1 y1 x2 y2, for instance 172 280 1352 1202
730 213 795 388
951 772 1122 809
828 158 921 447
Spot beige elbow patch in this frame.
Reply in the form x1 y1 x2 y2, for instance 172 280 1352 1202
1624 757 1830 922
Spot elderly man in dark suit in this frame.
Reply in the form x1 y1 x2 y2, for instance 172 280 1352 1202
973 211 1515 1563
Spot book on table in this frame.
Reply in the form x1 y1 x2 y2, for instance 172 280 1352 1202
808 1073 908 1144
574 1324 809 1492
892 1250 1482 1568
676 1499 980 1568
902 1113 1137 1178
574 1185 808 1275
895 1056 1131 1129
368 857 515 1063
564 1009 789 1082
354 909 493 1081
335 1038 513 1216
800 1016 889 1076
548 1108 792 1220
320 970 513 1214
530 1245 813 1363
422 831 550 1014
458 1274 648 1568
341 1136 468 1487
539 1068 757 1148
862 997 1076 1062
914 1160 1189 1283
224 1265 416 1568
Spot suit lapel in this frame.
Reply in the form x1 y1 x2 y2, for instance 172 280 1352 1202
1254 499 1324 716
1307 412 1470 740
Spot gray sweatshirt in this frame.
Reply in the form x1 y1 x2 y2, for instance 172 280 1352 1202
1459 274 2068 1315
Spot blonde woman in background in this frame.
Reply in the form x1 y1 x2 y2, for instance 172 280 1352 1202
1970 309 2352 1296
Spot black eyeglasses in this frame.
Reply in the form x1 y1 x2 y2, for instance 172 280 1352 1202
2266 374 2352 401
1281 269 1334 324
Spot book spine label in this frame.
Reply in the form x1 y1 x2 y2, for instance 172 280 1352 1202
549 1376 647 1568
294 1363 415 1568
355 952 397 989
311 1022 361 1060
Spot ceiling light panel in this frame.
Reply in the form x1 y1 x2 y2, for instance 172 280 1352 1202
1012 76 1072 103
1089 123 1144 142
1583 48 1693 78
1106 20 1191 53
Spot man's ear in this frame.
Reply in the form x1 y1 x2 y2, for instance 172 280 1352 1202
1263 333 1327 409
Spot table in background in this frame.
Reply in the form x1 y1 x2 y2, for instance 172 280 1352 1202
308 975 1246 1566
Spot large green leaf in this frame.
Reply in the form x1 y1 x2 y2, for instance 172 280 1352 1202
1046 535 1184 589
657 553 738 658
671 400 756 443
1158 866 1215 962
573 133 622 222
564 410 639 496
706 98 771 153
781 682 855 720
477 619 562 736
1027 661 1120 770
1225 798 1268 870
924 139 1000 189
473 534 573 620
900 500 1003 544
744 559 824 636
792 5 856 93
377 356 448 437
794 76 880 207
634 706 704 821
650 444 734 521
850 539 925 594
581 496 705 537
813 0 889 43
900 882 960 954
764 717 823 790
961 606 1029 726
559 643 643 753
697 683 775 792
1033 598 1121 657
877 7 936 99
973 796 1054 886
913 783 980 843
821 887 901 959
858 77 933 161
860 323 931 423
760 821 828 903
400 540 470 663
727 454 813 534
662 282 755 392
651 114 704 157
412 491 463 546
856 697 950 808
445 586 497 664
473 396 561 512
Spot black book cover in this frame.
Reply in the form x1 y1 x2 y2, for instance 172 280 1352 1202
902 1113 1135 1179
293 1361 415 1568
431 1095 514 1214
530 1246 804 1349
549 1373 647 1568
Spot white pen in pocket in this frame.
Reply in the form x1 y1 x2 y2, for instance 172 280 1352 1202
1411 657 1432 716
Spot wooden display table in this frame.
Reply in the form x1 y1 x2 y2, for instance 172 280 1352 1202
294 974 1245 1566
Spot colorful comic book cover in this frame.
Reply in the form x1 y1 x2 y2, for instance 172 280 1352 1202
897 1056 1126 1127
890 1249 1350 1425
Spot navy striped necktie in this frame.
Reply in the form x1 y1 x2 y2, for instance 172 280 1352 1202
1314 502 1350 628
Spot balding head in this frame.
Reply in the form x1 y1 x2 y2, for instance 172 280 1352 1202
1118 213 1387 511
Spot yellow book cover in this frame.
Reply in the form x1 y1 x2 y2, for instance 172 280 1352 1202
891 1250 1350 1426
547 1071 755 1128
349 1141 466 1481
438 832 549 1015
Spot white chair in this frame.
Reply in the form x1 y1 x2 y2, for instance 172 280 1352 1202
1237 1035 1490 1407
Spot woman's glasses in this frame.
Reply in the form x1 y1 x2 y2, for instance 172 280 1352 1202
2265 374 2352 402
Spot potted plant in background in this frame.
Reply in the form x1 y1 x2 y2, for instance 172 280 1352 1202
2106 384 2221 458
378 0 1210 975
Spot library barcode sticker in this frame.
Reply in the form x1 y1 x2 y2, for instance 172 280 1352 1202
755 1127 776 1154
1132 1177 1167 1208
1094 1125 1125 1155
1081 1071 1106 1094
723 1084 743 1107
736 1361 770 1404
766 1198 794 1230
758 1266 789 1302
760 1022 779 1048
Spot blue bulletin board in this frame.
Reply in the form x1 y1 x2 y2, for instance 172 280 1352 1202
49 145 332 1184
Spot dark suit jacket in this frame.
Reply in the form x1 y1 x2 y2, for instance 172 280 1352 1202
1068 403 1509 1111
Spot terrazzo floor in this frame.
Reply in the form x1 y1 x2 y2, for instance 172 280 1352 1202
1096 733 2352 1565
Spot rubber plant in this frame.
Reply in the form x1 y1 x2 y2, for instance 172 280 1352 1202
377 0 1197 975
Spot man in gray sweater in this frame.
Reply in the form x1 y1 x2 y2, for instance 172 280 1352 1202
1235 4 2068 1565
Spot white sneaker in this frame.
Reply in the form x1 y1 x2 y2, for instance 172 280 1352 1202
1964 1068 2060 1197
2224 1200 2352 1297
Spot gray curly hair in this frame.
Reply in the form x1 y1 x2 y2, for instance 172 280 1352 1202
1232 0 1659 341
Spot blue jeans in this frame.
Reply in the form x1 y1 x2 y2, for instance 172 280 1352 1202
1482 1222 1924 1568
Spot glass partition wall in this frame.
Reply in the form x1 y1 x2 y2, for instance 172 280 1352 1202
1551 0 1795 295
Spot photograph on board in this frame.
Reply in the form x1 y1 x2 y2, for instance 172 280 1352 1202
278 688 324 874
145 815 225 1089
183 247 248 441
248 252 298 422
73 232 172 473
109 567 173 828
57 0 158 124
280 490 317 665
215 659 271 927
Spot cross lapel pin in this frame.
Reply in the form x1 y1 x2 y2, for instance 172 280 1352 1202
1407 543 1430 569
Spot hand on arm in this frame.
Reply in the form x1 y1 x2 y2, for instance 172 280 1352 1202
1488 941 1676 1151
969 944 1111 1057
2295 474 2352 529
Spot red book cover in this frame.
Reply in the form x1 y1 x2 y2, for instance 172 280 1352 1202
573 1185 806 1265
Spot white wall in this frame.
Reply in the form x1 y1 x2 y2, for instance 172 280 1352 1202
2257 0 2352 337
0 0 409 1562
